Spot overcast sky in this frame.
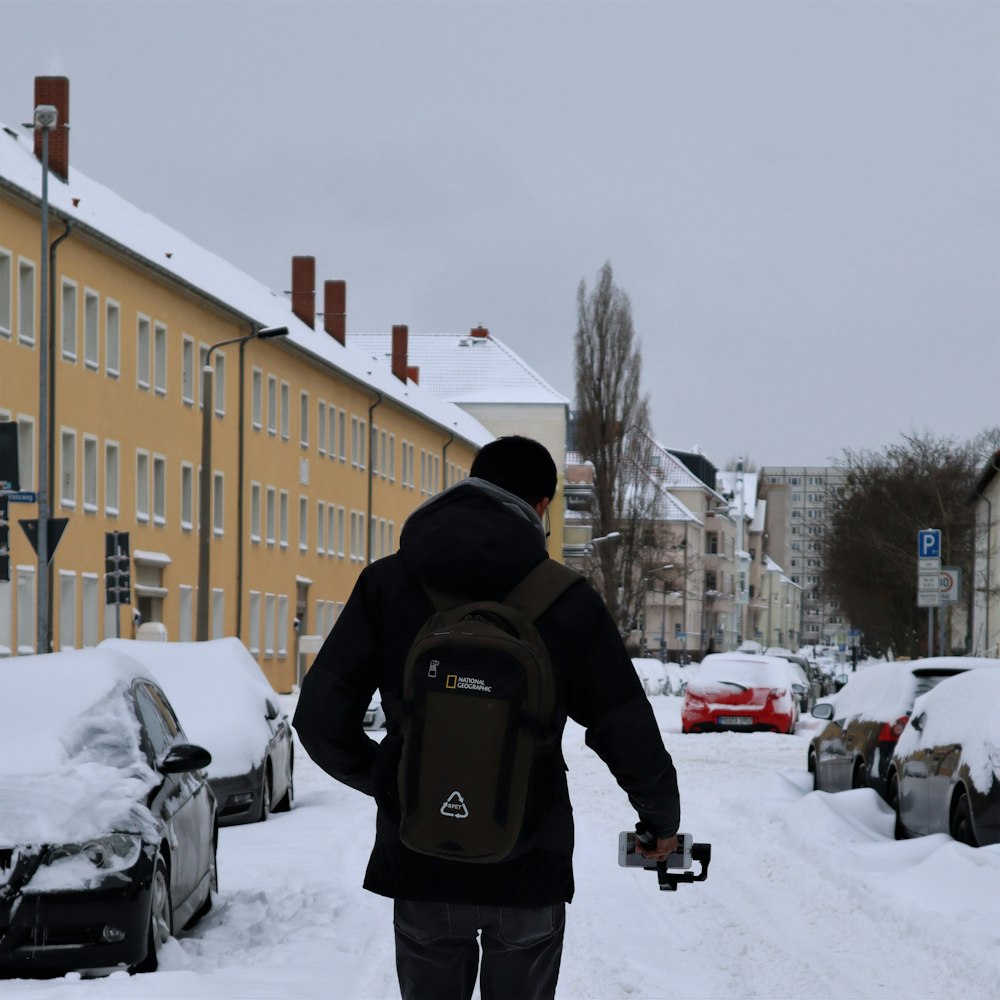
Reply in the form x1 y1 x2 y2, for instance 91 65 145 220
4 1 998 467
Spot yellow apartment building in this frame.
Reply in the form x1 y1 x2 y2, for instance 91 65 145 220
0 77 492 691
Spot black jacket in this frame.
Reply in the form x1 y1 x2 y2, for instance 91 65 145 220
293 479 680 905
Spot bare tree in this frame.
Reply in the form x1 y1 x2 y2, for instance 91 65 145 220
574 262 657 629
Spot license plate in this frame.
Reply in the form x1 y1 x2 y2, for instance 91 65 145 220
717 715 753 726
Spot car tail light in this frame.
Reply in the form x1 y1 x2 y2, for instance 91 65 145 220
878 715 909 742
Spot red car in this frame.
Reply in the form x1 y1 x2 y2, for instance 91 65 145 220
682 654 799 734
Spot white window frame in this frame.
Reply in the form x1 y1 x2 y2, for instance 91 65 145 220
81 574 99 648
251 368 263 429
136 314 151 388
58 570 77 650
61 278 77 362
153 454 166 525
0 246 11 337
338 410 346 461
60 428 76 509
104 440 119 516
179 585 193 642
248 590 261 657
213 472 224 536
18 259 36 346
181 335 195 405
337 505 345 558
299 390 309 448
136 449 150 522
298 496 308 551
153 323 167 395
267 375 277 435
316 500 326 555
326 504 336 556
388 434 395 482
82 434 98 513
83 288 99 369
317 400 327 455
16 565 36 655
213 351 226 416
211 588 224 639
280 381 290 440
328 404 337 461
279 490 289 549
265 486 276 546
250 482 261 542
264 592 276 658
180 462 194 530
105 299 120 377
277 594 288 657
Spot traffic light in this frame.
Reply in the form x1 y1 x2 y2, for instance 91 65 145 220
104 531 131 606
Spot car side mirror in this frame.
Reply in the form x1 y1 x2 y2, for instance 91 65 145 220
159 743 213 774
265 699 279 721
811 702 834 720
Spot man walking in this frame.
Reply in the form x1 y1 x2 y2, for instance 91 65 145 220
294 435 681 999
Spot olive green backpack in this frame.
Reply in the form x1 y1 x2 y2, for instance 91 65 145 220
398 559 581 864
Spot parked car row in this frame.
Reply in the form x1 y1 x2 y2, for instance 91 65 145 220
806 657 1000 848
0 640 295 979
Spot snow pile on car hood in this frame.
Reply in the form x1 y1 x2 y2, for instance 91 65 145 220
895 668 1000 794
101 637 278 778
0 649 160 844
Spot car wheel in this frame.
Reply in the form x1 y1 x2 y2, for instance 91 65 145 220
888 771 906 841
133 852 172 974
257 767 272 823
274 749 294 813
950 790 978 847
807 751 819 791
851 759 868 790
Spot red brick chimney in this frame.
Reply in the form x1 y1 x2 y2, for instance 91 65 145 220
406 365 420 384
323 280 345 345
391 325 408 383
34 77 70 182
291 256 315 328
470 325 489 339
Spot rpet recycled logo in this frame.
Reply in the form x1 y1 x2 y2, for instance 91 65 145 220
440 791 469 819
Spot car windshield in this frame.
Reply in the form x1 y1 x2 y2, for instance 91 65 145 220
690 657 790 692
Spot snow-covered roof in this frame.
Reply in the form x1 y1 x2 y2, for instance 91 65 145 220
717 470 759 518
0 124 493 449
347 331 569 407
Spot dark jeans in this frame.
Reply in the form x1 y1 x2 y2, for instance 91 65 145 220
393 899 565 1000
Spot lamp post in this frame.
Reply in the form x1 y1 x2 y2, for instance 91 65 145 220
196 325 288 641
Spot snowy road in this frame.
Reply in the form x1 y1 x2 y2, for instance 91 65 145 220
6 693 1000 999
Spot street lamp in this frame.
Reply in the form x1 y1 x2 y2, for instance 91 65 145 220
196 325 288 641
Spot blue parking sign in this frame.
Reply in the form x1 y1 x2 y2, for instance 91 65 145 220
918 529 941 559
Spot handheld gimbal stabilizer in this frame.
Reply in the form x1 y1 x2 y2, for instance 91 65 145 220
618 828 712 892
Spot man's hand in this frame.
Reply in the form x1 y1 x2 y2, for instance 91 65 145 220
635 833 679 862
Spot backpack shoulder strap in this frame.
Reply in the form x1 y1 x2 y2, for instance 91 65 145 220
504 559 582 622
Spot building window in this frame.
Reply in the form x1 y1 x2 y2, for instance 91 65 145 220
316 501 326 554
0 248 11 336
298 496 308 551
182 336 195 404
136 450 150 521
388 434 396 482
299 391 309 448
266 375 277 434
279 490 288 548
277 594 288 657
60 429 76 508
179 585 193 642
326 505 336 556
213 472 224 535
149 323 166 394
338 410 346 461
59 571 77 649
105 441 119 515
264 593 276 658
250 482 261 542
136 315 151 388
337 506 345 557
280 382 290 440
153 455 166 524
248 591 261 657
265 486 276 545
213 352 226 416
61 279 77 361
18 260 36 346
317 400 326 455
251 368 263 429
329 404 337 460
351 416 359 468
212 589 224 639
83 290 99 369
381 430 388 480
105 300 120 376
181 463 194 530
82 436 98 513
82 574 99 648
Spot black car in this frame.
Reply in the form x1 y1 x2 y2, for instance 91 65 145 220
0 649 217 977
808 657 1000 802
763 649 823 712
890 668 1000 846
102 638 294 825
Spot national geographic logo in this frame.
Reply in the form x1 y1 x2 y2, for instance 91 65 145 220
446 674 493 693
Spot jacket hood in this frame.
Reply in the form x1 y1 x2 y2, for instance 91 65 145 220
399 478 548 598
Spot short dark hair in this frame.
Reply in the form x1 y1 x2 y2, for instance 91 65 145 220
470 436 557 507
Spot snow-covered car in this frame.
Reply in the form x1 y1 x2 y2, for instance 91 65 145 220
364 692 386 729
0 649 217 977
101 638 294 825
764 649 823 711
808 657 1000 801
681 654 799 734
889 668 1000 846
